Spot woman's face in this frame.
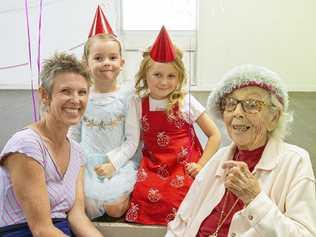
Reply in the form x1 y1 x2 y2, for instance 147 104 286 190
222 86 278 150
46 72 89 127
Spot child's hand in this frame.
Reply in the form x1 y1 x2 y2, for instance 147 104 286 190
185 162 202 177
95 162 116 178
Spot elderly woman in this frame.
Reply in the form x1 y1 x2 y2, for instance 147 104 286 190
166 65 316 237
0 53 103 237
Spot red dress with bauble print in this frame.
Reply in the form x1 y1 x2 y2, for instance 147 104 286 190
126 96 203 225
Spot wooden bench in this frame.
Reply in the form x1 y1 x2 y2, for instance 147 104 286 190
94 222 167 237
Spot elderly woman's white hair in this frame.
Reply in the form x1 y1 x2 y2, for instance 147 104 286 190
207 64 293 140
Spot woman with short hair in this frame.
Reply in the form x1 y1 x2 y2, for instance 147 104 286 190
0 53 103 237
166 64 316 237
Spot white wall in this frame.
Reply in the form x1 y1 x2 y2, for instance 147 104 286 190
0 0 195 89
196 0 316 91
1 0 315 91
0 0 114 89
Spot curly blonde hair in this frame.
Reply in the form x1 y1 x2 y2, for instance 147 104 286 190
135 46 187 116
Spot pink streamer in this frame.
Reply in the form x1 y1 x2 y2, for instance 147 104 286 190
37 0 43 86
24 0 38 122
24 0 32 73
0 63 28 70
69 42 85 51
31 80 38 123
0 40 84 71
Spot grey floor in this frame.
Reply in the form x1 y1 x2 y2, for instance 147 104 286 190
1 90 315 173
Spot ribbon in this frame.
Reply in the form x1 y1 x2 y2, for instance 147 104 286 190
68 42 85 51
37 0 43 86
0 63 28 70
24 0 38 122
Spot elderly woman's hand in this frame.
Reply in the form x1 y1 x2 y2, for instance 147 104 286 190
222 161 261 205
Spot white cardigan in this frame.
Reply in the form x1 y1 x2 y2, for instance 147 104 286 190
166 137 316 237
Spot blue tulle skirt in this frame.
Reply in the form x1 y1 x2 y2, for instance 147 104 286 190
84 153 137 203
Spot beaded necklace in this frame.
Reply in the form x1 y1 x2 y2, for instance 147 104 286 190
209 152 242 237
209 191 240 237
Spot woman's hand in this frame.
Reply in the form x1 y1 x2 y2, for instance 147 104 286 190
222 161 261 205
95 162 115 178
186 162 202 177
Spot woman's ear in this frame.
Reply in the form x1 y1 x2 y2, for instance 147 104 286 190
38 87 49 106
267 108 281 132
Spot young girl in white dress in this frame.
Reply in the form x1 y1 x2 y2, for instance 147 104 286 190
69 8 139 219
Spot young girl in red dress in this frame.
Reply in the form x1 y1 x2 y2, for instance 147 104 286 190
125 26 221 225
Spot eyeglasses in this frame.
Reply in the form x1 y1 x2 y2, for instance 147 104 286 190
220 97 269 114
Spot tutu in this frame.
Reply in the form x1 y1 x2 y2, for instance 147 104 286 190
68 88 140 217
85 153 137 203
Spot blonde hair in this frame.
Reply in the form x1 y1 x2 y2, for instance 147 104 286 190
82 33 123 63
135 46 187 115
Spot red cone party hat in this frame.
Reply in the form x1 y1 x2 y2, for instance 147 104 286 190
150 26 176 62
88 5 114 38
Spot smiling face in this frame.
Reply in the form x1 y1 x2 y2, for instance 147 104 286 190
222 86 279 150
44 72 89 127
145 62 179 100
87 38 124 92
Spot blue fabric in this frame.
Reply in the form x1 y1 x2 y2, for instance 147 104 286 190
0 218 73 237
81 88 138 203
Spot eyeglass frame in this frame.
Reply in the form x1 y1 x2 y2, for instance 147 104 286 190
220 97 272 114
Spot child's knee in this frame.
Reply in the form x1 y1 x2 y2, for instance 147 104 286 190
105 197 129 218
85 198 105 219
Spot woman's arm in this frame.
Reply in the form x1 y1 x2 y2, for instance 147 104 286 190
242 150 316 237
3 154 66 237
239 179 316 237
187 112 221 177
68 167 103 237
224 154 316 236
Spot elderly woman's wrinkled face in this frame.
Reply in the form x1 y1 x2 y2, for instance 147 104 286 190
222 87 277 150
